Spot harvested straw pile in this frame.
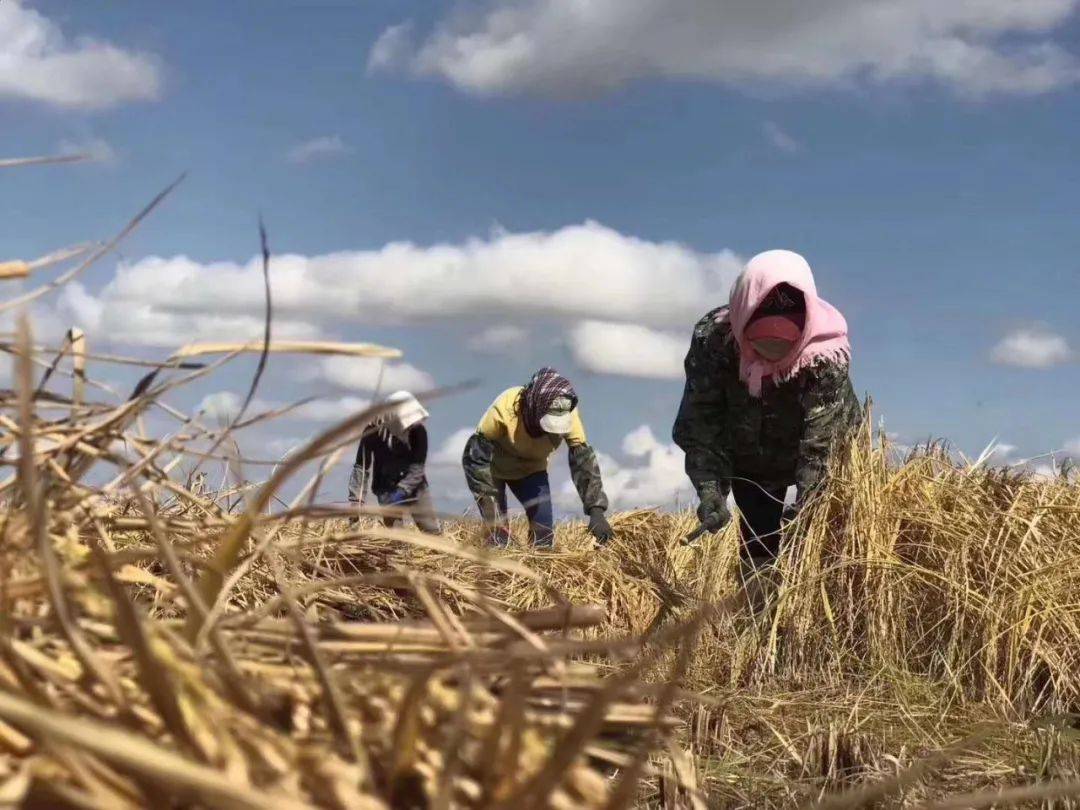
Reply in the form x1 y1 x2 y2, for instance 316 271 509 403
373 433 1080 807
0 310 705 808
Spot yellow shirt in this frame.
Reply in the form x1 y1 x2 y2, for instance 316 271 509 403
477 386 588 481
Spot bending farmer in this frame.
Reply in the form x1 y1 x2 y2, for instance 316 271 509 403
348 390 440 534
673 249 861 568
462 368 613 548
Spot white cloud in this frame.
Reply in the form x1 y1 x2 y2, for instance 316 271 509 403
58 223 740 354
1063 438 1080 458
432 427 474 464
762 121 802 155
0 0 162 109
319 357 435 393
560 424 691 509
196 391 375 425
286 135 351 165
57 136 118 165
468 324 530 355
370 0 1080 98
990 328 1072 368
55 273 322 348
988 442 1019 463
197 391 244 422
74 223 739 347
568 321 686 379
57 282 104 331
368 22 415 73
289 396 372 422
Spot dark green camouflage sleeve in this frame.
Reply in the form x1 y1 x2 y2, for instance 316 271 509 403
672 310 733 493
568 443 609 514
795 362 861 503
462 432 499 500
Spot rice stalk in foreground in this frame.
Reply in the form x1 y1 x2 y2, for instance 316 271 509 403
0 301 695 808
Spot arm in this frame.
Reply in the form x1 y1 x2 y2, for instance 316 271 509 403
462 432 499 502
348 436 373 505
463 399 507 502
394 425 428 498
795 362 861 505
565 408 613 543
568 443 609 515
672 313 734 507
564 407 609 516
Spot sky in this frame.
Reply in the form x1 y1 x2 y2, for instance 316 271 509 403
2 0 1079 516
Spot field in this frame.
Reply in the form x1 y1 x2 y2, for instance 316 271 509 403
3 167 1079 808
2 341 1080 808
376 436 1080 808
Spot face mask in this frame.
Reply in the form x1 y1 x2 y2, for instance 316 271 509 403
539 396 574 436
751 337 795 361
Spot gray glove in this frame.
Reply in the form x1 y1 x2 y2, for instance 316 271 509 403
588 508 614 544
696 481 732 533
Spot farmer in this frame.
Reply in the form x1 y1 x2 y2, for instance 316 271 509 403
462 367 614 548
673 249 861 570
348 390 440 534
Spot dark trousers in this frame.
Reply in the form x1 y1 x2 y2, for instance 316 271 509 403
731 479 788 563
480 471 554 548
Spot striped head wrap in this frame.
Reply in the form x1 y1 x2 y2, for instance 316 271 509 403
520 367 577 438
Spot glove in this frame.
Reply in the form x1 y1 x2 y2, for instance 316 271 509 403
588 508 614 544
696 481 732 533
383 489 409 506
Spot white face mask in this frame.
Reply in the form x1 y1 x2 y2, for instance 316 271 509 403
539 396 574 436
751 337 795 361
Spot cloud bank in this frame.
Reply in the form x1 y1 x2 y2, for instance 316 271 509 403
59 222 742 353
0 0 162 109
370 0 1080 98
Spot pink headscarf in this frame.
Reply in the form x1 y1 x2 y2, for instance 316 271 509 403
728 250 850 398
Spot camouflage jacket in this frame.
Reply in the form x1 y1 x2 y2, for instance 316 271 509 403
672 307 862 500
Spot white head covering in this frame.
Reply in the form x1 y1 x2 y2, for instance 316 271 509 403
382 390 429 438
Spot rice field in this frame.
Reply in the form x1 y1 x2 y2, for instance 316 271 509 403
2 341 1079 808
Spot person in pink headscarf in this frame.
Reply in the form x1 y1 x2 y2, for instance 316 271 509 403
673 249 861 569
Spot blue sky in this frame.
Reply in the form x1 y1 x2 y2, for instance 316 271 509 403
3 0 1079 512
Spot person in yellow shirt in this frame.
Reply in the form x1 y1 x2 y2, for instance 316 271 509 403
462 367 613 548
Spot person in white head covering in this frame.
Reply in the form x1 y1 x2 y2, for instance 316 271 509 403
347 391 440 533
